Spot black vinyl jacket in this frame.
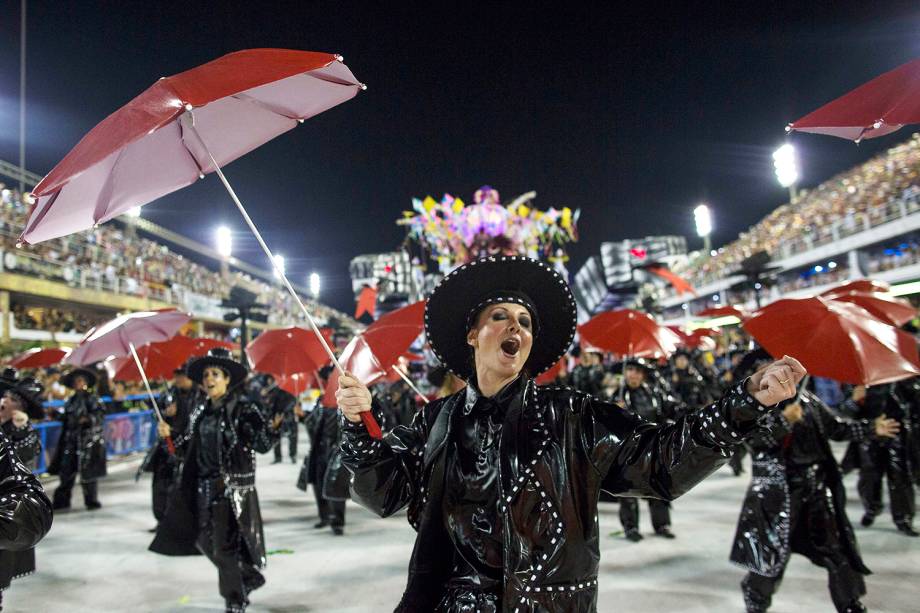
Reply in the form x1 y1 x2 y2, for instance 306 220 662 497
343 379 771 612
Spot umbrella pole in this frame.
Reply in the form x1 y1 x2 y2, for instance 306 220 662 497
392 365 430 404
129 342 176 454
186 120 381 438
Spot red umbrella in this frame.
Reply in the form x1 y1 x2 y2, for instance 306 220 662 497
696 305 746 319
105 339 189 382
825 291 916 327
535 358 566 385
8 347 69 369
247 327 332 379
322 302 427 414
788 58 920 142
18 48 379 437
821 279 891 296
274 372 318 396
579 309 680 359
743 296 920 385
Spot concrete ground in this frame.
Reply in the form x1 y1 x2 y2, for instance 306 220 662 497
8 443 919 613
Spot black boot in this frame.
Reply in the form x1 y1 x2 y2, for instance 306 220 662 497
860 513 874 527
842 600 867 613
654 526 676 539
625 529 643 542
896 521 919 537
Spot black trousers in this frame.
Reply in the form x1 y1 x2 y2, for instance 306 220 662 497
273 422 298 461
857 440 915 524
151 461 178 522
741 469 865 613
195 478 263 609
314 486 345 527
619 497 670 532
53 470 98 507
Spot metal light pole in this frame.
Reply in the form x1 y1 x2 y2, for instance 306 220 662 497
19 0 26 193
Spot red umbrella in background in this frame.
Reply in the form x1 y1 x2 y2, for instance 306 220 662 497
579 309 680 359
535 358 566 385
696 305 746 320
666 326 717 351
787 58 920 142
185 337 239 358
18 49 379 437
246 326 332 380
105 340 188 382
821 279 891 295
825 291 916 327
274 372 318 396
743 296 920 385
322 301 427 417
8 347 69 369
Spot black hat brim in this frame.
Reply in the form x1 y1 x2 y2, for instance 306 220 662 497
2 388 45 420
187 356 247 388
61 368 97 389
425 256 576 380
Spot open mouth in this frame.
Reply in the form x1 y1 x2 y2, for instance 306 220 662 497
501 338 520 357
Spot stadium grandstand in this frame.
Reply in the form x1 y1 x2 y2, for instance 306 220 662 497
659 133 920 323
0 165 356 349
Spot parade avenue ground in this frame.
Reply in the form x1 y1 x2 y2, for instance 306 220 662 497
10 443 918 613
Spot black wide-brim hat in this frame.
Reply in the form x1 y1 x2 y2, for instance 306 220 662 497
425 256 577 380
3 378 46 420
61 367 97 389
187 347 247 388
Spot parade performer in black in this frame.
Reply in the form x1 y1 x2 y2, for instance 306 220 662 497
48 368 106 511
338 256 804 613
853 383 917 535
299 396 349 535
0 377 52 609
569 346 605 397
150 348 281 613
618 358 683 540
731 388 900 613
262 377 298 464
139 363 199 525
669 348 717 408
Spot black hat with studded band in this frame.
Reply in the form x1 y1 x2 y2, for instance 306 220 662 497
425 256 577 380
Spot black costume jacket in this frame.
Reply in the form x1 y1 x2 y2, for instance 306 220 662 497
299 404 349 501
47 390 106 481
0 430 53 591
730 392 871 577
149 392 277 567
140 385 199 475
343 379 771 612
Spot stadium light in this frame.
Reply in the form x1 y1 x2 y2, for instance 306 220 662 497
309 272 320 298
273 254 285 279
215 226 232 258
694 204 712 253
773 143 799 201
126 206 142 218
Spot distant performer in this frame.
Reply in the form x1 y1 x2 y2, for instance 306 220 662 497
48 368 107 511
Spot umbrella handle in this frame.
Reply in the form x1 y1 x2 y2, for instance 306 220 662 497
129 342 176 454
184 117 383 439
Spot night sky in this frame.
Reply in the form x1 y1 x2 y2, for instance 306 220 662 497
1 2 918 313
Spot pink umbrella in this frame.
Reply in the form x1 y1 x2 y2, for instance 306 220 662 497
66 309 190 452
20 49 379 437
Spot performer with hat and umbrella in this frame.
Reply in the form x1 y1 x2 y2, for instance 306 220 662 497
139 361 201 527
150 348 282 613
47 368 106 511
338 255 805 612
0 376 52 607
